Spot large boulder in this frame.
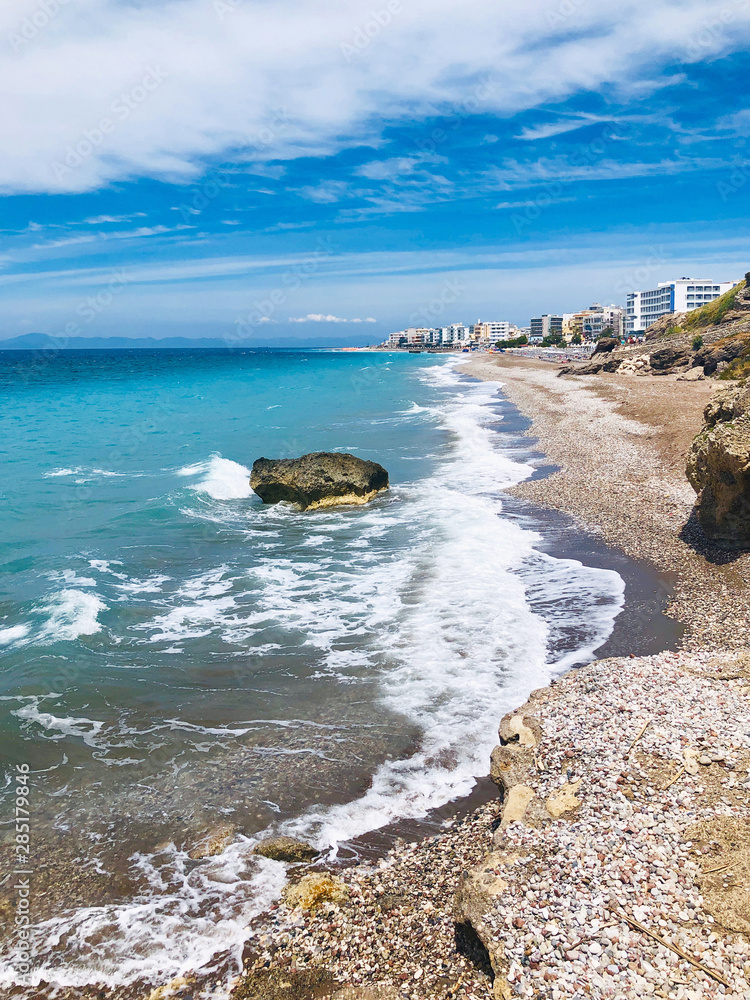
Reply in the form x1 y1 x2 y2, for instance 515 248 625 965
648 344 691 373
592 336 619 354
250 452 389 510
686 382 750 547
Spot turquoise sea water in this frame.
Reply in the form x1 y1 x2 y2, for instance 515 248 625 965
0 349 624 994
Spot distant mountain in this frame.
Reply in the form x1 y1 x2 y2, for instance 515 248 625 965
0 333 376 351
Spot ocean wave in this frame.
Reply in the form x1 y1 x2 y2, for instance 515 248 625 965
0 845 286 992
176 455 253 500
36 589 107 644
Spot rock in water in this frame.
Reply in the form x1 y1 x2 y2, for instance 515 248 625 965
686 381 750 548
250 452 389 510
252 836 318 863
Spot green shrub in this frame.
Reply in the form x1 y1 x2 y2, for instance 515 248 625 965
684 280 746 329
692 334 704 350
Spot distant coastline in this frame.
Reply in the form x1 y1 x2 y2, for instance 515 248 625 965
0 333 379 351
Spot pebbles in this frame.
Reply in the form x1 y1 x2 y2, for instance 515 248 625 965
237 649 749 1000
461 649 750 998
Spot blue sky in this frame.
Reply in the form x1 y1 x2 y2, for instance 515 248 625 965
1 0 750 343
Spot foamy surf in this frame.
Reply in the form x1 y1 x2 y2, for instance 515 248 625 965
0 352 628 997
177 455 253 500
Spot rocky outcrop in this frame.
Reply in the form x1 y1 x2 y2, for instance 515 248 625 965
253 836 318 863
250 452 389 510
592 337 619 354
648 344 691 373
644 312 688 341
693 332 750 376
686 381 750 547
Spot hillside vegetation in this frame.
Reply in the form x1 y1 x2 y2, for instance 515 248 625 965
684 278 747 329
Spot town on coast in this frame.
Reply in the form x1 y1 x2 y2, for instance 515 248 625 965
379 274 741 353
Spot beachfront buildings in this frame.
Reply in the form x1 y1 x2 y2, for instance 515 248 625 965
529 314 563 343
626 278 739 335
564 303 626 340
385 321 512 348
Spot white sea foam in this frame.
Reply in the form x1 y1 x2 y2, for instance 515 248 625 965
0 845 286 993
0 624 30 646
177 455 253 500
46 569 97 587
115 574 171 595
43 467 79 477
13 701 105 747
43 467 128 480
36 589 107 644
276 361 623 850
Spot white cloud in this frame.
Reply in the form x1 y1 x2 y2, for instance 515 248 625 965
1 0 748 194
289 313 377 323
83 213 147 224
29 224 189 250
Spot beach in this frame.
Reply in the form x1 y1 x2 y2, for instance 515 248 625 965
234 356 750 1000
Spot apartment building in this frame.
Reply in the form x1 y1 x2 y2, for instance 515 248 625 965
626 278 738 334
529 314 563 343
470 320 511 342
566 303 625 340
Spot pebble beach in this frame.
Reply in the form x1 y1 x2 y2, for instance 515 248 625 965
224 357 750 1000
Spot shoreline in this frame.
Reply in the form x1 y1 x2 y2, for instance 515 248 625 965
225 356 750 1000
36 356 750 1000
460 354 750 652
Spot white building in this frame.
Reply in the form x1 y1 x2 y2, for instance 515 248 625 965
470 320 511 342
627 278 739 335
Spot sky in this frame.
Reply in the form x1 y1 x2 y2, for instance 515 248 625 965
1 0 750 344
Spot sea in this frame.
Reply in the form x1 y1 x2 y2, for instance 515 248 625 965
0 348 626 996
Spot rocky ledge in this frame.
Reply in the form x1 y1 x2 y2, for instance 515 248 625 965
250 452 389 511
687 380 750 548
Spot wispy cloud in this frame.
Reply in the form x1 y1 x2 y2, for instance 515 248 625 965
29 224 191 250
83 213 147 225
289 314 377 323
2 0 749 194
